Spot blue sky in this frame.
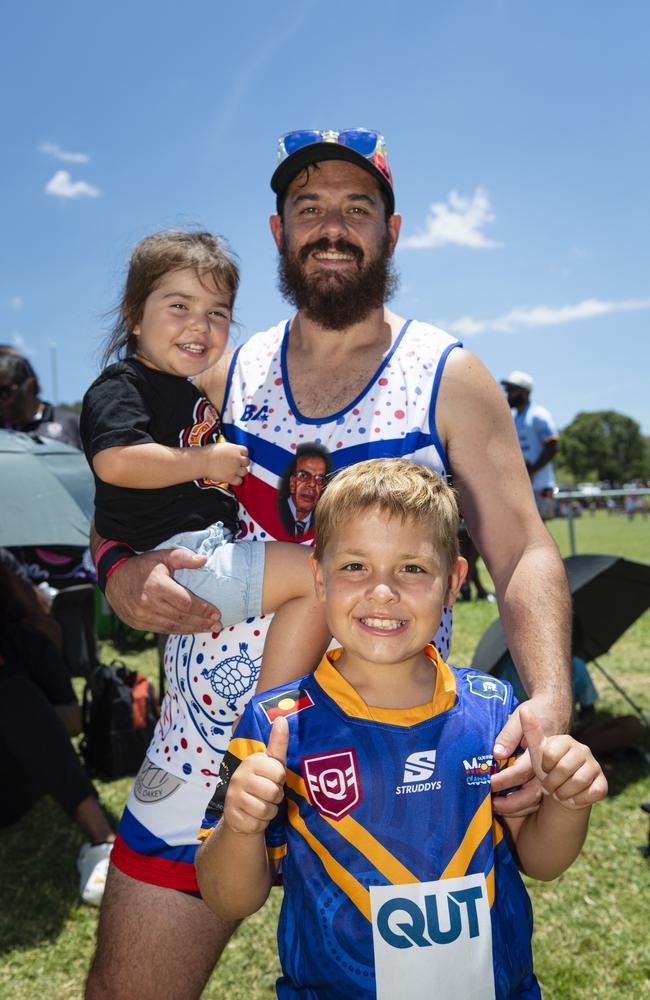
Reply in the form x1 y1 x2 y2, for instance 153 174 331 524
2 0 649 433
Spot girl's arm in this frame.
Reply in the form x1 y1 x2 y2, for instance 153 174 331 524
196 717 288 920
503 704 607 880
93 440 249 489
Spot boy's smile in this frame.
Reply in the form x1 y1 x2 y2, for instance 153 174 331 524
312 508 466 697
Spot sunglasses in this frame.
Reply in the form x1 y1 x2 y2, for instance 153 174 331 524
277 128 393 185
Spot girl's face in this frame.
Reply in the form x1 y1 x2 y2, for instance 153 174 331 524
132 268 232 377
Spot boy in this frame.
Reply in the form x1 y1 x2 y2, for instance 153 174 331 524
196 459 607 999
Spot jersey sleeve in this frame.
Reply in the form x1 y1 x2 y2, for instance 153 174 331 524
81 370 156 459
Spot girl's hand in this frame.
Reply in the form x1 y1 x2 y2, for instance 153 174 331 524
204 443 250 485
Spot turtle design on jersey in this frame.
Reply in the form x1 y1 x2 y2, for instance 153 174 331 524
201 642 259 710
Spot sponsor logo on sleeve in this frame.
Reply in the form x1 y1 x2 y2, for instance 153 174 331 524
462 753 496 786
465 674 508 704
259 688 315 723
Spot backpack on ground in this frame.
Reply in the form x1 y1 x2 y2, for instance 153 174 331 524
81 660 159 779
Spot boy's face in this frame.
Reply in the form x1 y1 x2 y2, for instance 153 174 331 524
311 507 466 676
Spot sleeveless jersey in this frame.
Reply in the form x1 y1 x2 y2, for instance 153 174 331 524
147 317 461 787
199 649 539 1000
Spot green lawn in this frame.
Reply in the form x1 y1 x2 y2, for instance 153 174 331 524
1 510 648 998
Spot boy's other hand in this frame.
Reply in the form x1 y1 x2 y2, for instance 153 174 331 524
224 717 288 835
205 442 249 486
491 691 571 816
105 548 222 634
519 702 608 809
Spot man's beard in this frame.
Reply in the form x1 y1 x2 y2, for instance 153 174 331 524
277 234 399 330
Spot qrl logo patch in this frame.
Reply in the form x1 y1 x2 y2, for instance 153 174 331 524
465 674 508 704
301 748 362 819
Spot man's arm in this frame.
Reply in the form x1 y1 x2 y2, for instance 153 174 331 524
527 438 558 476
437 349 572 810
91 523 222 634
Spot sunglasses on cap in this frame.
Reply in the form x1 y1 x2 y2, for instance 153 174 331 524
276 128 393 186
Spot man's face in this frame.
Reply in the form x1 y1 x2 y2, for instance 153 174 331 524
270 160 401 330
504 384 528 409
289 454 327 518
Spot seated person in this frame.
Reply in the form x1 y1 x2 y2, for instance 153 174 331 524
196 458 607 999
0 561 115 905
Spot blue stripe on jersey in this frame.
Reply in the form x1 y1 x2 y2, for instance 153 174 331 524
118 805 197 864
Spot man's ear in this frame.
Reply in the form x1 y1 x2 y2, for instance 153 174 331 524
387 213 401 254
444 557 468 607
310 555 326 603
269 214 284 252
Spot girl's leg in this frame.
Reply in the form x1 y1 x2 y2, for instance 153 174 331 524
257 543 330 692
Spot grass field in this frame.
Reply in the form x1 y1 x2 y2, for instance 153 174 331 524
1 511 648 998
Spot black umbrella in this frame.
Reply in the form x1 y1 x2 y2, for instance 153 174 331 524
472 554 650 687
0 429 93 547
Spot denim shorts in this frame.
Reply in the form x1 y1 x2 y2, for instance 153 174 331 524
153 522 265 626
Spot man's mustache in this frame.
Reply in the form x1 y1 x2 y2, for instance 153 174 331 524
298 238 363 266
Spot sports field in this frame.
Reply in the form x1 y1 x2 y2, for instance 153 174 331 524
1 510 648 998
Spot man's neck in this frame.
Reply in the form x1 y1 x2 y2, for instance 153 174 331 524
289 305 398 360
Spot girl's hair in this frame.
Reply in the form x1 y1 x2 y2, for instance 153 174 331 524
313 457 460 568
101 230 240 368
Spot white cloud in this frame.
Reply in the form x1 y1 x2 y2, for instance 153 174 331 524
9 296 23 310
10 333 37 357
401 187 503 250
445 296 650 337
39 141 89 164
45 170 101 199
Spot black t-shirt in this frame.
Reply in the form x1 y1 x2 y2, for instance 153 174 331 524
80 358 239 549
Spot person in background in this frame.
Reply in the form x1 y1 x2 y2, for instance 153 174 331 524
0 349 82 448
0 560 115 905
501 371 558 520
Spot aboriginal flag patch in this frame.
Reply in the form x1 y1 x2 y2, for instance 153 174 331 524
260 688 315 723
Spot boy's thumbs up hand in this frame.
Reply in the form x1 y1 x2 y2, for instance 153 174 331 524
266 716 289 765
518 702 607 809
223 717 288 835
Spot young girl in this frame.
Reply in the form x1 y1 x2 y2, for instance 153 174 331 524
81 230 330 689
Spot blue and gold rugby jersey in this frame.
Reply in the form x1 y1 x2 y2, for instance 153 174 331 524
199 647 540 1000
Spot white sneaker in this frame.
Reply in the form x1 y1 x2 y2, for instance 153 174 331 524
77 841 113 906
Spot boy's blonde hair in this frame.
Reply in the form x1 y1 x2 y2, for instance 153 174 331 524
313 458 460 567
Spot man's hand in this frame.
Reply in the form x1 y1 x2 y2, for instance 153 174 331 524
223 717 288 836
491 691 572 816
105 548 223 634
521 703 607 809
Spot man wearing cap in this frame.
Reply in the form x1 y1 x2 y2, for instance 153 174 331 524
502 370 560 520
86 130 571 1000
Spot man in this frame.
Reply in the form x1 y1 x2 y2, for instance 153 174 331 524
278 443 330 537
86 129 571 1000
0 350 82 449
502 370 559 520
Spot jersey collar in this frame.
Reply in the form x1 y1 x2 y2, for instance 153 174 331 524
314 644 457 725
